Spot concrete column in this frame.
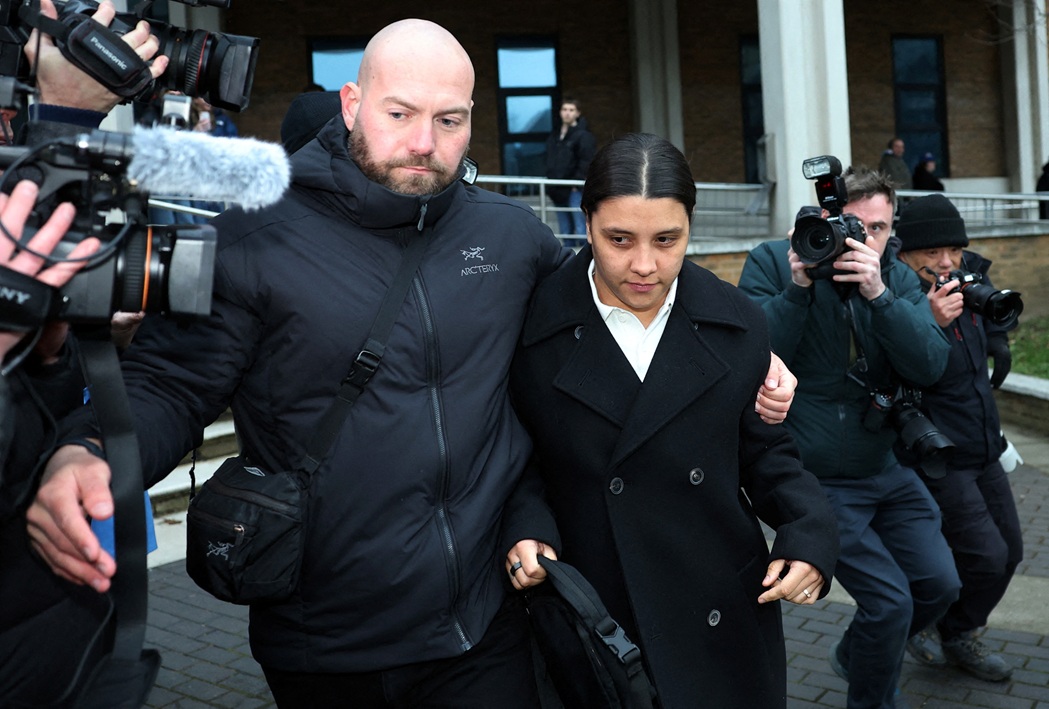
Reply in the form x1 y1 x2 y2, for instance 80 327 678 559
999 0 1049 193
630 0 685 150
757 0 852 236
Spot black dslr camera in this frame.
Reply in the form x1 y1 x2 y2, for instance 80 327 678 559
0 130 216 324
0 0 258 111
864 384 954 478
935 269 1023 328
792 155 867 280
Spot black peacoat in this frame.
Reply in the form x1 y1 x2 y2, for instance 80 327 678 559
503 247 839 709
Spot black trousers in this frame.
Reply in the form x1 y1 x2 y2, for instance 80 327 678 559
263 595 540 709
922 460 1024 639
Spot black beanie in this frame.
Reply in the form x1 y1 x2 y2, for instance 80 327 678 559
280 91 342 155
895 193 969 252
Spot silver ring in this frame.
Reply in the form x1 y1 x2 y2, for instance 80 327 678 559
509 561 523 577
802 588 812 599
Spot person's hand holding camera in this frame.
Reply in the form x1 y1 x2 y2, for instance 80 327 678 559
831 236 886 301
926 277 964 328
24 0 170 113
0 180 98 363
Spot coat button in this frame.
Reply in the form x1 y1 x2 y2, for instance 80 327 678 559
689 468 705 485
609 477 625 495
707 610 721 626
574 325 584 340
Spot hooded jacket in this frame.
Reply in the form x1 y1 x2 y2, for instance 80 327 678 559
99 116 568 671
738 239 949 479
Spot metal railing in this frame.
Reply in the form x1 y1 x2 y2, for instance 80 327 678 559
473 176 771 241
150 182 1049 242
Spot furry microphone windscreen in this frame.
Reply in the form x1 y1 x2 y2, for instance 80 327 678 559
127 126 291 210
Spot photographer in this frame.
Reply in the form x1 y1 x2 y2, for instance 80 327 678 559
739 166 959 709
894 193 1023 682
0 0 167 703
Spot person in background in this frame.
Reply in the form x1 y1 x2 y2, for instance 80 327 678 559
545 96 596 246
1035 160 1049 219
912 152 945 192
894 193 1022 683
879 137 913 191
505 132 838 709
738 166 959 709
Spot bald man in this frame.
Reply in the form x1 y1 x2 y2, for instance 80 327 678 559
28 18 569 707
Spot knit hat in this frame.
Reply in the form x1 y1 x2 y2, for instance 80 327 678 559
280 91 342 155
895 193 969 252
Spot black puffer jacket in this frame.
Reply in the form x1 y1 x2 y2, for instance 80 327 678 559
92 116 568 671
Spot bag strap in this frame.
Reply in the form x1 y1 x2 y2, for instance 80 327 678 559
536 556 656 708
301 232 428 473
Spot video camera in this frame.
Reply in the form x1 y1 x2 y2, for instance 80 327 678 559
0 129 216 325
934 269 1023 328
792 155 867 280
863 383 955 478
0 0 258 111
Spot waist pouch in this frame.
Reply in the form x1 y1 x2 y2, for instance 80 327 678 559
186 455 307 604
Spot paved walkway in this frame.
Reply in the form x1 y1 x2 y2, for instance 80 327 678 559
142 423 1049 708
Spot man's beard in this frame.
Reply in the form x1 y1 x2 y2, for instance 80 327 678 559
349 130 464 196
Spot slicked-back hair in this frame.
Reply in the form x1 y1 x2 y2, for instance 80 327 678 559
844 165 897 213
580 132 696 221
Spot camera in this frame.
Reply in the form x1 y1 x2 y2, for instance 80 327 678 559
863 385 954 478
935 269 1023 328
792 155 867 280
0 0 259 112
0 129 215 323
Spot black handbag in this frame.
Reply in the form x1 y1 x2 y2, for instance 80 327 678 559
526 556 656 709
185 234 428 604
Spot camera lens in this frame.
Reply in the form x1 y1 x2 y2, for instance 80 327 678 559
960 284 1024 328
895 405 955 478
791 215 843 264
153 26 260 111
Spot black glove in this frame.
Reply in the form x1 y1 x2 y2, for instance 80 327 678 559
987 333 1011 389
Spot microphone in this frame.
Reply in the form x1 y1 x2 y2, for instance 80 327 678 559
1 127 290 211
126 126 291 210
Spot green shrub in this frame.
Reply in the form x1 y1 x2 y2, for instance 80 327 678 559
1009 314 1049 379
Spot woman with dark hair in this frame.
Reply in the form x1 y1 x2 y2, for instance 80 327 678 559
501 133 839 708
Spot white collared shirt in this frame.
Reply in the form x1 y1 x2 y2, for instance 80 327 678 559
587 260 678 381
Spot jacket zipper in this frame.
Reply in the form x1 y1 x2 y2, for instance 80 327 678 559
413 265 472 653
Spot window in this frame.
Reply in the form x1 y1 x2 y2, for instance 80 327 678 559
496 38 559 190
310 39 367 91
739 35 764 184
892 36 948 176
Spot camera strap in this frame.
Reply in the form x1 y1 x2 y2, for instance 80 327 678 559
20 7 154 98
0 264 60 332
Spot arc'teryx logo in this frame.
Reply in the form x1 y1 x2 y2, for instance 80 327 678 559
460 246 500 277
207 541 234 560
